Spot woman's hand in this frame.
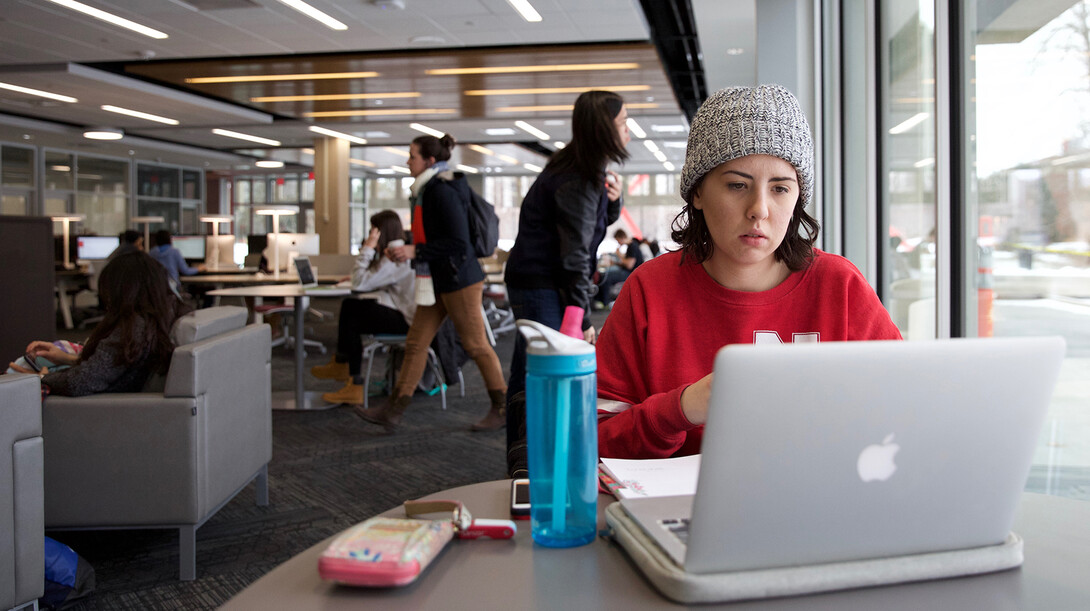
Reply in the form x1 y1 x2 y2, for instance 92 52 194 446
385 244 415 263
25 341 78 366
583 325 597 345
605 170 622 202
363 226 381 250
679 372 714 425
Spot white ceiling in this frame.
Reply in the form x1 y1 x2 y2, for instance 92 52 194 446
0 0 691 175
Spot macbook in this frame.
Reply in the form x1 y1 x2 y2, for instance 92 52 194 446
621 336 1066 573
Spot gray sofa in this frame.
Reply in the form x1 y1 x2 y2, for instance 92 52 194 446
41 306 272 580
1 374 44 611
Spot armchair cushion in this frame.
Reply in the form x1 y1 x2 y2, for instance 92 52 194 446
171 305 247 346
0 373 45 611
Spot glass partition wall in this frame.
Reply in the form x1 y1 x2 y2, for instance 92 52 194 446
846 0 1090 499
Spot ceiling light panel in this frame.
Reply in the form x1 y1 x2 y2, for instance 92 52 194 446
504 0 542 22
185 72 378 84
43 0 168 39
274 0 348 30
308 125 367 144
101 105 179 125
0 81 77 103
212 128 281 146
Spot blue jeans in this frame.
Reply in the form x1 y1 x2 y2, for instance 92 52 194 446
505 287 566 451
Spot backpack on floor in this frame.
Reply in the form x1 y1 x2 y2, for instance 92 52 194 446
40 536 96 610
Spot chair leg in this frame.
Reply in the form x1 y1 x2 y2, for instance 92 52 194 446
458 369 466 397
362 343 381 410
425 347 447 410
255 464 269 506
179 525 197 581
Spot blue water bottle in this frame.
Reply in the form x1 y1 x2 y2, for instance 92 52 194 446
518 319 598 548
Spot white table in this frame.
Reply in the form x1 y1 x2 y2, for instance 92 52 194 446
208 284 341 410
222 483 1090 610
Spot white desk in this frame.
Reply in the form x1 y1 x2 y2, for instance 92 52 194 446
222 484 1090 610
207 284 332 411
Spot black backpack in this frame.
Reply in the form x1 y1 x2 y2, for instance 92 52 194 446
466 188 500 258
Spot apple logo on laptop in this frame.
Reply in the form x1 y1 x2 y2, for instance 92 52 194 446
857 434 900 482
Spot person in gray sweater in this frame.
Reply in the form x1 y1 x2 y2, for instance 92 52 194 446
9 251 190 396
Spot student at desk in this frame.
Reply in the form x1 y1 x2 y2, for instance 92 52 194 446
312 210 416 405
594 85 902 460
150 229 206 283
8 251 190 397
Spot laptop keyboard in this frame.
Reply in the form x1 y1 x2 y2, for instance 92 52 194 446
660 518 691 544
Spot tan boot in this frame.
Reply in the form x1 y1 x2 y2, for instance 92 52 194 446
311 357 349 381
355 394 412 432
322 380 363 405
471 389 508 432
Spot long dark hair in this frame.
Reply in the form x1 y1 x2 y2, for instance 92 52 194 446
670 177 821 272
412 133 455 162
81 251 188 373
369 210 404 271
546 90 630 185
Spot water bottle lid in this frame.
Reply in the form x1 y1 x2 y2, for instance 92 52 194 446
517 319 594 357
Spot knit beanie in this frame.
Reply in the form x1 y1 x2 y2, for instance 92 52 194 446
679 85 813 208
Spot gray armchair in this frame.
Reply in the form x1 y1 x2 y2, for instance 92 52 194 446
1 374 44 611
41 306 272 581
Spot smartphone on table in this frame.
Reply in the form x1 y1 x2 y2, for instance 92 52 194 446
510 478 530 519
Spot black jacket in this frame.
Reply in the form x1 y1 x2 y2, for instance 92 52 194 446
414 171 485 293
504 167 621 312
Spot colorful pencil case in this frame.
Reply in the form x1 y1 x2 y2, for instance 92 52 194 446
317 517 454 587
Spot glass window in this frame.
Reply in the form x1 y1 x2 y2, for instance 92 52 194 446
965 0 1090 498
182 170 201 200
274 177 298 202
80 194 127 236
76 156 129 236
1 194 28 215
880 0 938 340
1 146 33 187
137 164 178 198
44 151 74 191
301 173 315 202
351 177 365 203
252 177 266 204
235 178 251 205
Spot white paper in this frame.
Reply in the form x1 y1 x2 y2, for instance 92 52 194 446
599 454 701 499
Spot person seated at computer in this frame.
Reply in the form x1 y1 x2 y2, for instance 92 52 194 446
595 85 903 460
311 210 416 406
108 229 144 260
595 228 644 309
7 251 191 396
149 229 206 283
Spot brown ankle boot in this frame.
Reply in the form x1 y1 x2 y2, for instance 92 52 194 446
471 389 508 432
354 394 411 431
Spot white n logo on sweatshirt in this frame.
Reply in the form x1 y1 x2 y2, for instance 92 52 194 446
753 331 820 344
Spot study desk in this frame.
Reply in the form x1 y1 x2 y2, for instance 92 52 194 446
221 482 1090 610
207 284 355 411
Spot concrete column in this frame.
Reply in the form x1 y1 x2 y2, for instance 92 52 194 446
313 136 350 254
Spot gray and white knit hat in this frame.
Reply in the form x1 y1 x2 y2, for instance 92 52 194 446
679 85 813 207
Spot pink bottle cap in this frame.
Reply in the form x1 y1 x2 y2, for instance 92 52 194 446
559 306 584 339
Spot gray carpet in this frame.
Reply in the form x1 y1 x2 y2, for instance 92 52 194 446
50 297 563 610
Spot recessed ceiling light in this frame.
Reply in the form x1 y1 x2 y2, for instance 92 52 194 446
426 63 639 75
43 0 168 39
663 161 676 172
514 121 550 140
186 72 378 84
305 108 455 118
101 104 179 125
308 125 368 145
468 144 495 156
0 81 77 103
626 118 646 139
523 163 543 172
364 131 391 138
383 147 410 158
456 164 479 174
251 92 420 103
409 123 445 138
485 128 517 136
642 140 660 153
83 127 123 140
663 140 687 148
274 0 347 30
504 0 542 22
390 166 411 174
543 119 565 126
212 128 281 146
409 35 446 45
651 124 688 134
554 141 566 149
464 85 649 96
256 160 285 168
497 154 519 164
350 158 376 167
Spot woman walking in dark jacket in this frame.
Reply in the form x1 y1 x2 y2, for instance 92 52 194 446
502 90 631 468
357 134 508 432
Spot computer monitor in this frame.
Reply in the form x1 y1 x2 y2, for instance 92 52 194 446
172 235 206 262
264 232 320 271
205 235 237 267
76 235 120 260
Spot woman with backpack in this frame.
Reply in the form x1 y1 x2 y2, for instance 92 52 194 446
356 133 508 433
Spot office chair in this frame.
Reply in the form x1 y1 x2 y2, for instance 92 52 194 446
360 335 465 410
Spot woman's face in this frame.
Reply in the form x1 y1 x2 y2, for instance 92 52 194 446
613 104 631 147
407 143 433 178
692 154 799 288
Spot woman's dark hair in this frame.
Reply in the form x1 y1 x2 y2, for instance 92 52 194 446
80 251 188 373
412 133 456 162
153 229 172 247
670 176 821 272
368 209 404 270
546 90 630 185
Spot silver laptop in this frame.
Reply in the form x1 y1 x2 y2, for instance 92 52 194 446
293 255 317 288
621 336 1066 574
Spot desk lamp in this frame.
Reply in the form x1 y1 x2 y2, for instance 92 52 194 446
200 214 234 268
50 213 86 269
132 215 165 251
254 205 299 279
